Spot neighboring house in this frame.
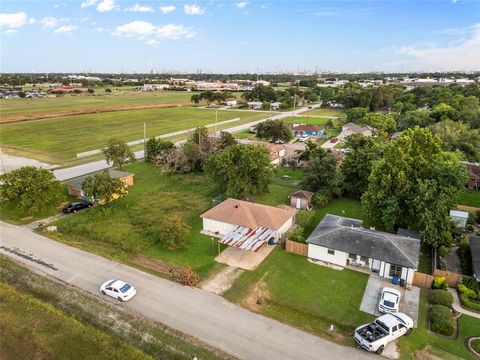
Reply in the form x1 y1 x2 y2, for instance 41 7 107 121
465 162 480 190
469 235 480 282
247 101 263 110
200 198 295 242
292 124 325 137
306 214 420 285
67 169 135 197
142 84 169 91
222 99 237 107
290 190 314 209
390 131 403 140
250 141 286 166
271 102 282 110
450 210 469 229
338 122 372 140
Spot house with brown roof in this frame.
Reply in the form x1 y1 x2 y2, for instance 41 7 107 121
200 198 295 243
67 169 135 197
249 141 286 166
338 122 372 140
465 162 480 190
292 124 325 137
290 190 314 209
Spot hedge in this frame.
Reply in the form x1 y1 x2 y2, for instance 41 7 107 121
432 276 448 290
428 305 454 336
458 284 477 299
460 294 480 313
427 289 454 307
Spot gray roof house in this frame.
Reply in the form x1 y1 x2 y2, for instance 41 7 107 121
469 235 480 282
306 214 421 285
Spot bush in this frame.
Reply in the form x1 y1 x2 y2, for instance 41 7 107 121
295 211 314 227
457 284 477 299
461 275 479 293
432 277 448 290
157 215 190 250
427 289 454 307
169 267 200 286
460 294 480 312
438 245 450 257
286 226 305 243
428 305 454 336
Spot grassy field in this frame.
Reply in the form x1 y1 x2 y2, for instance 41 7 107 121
0 91 194 118
223 248 373 346
1 107 266 163
458 189 480 208
253 167 304 206
0 255 231 360
282 116 331 126
233 129 257 140
302 108 347 118
399 289 480 359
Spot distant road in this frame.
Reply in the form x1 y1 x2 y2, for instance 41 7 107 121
54 106 312 181
0 221 373 360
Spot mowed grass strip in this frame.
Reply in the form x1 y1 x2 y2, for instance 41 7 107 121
282 116 331 126
302 108 347 118
0 282 151 360
1 107 266 162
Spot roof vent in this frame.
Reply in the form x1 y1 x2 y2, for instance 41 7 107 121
235 205 239 209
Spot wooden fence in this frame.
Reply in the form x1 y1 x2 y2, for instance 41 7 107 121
412 269 462 289
412 272 434 289
285 240 308 257
433 269 462 287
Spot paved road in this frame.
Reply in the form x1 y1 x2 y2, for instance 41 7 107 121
0 221 373 360
54 106 312 181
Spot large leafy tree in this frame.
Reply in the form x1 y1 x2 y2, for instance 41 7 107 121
255 119 292 143
302 147 339 194
82 170 125 203
358 113 397 135
103 138 136 169
340 135 384 198
145 138 175 162
204 144 272 199
0 166 63 214
430 120 480 162
361 127 467 246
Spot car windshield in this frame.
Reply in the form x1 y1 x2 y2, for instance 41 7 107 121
119 284 131 293
383 299 395 308
106 280 116 287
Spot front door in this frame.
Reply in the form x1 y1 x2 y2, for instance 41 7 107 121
296 198 301 209
372 259 381 273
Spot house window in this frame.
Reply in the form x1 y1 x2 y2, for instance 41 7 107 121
360 256 369 264
348 253 357 260
389 264 402 277
327 248 335 255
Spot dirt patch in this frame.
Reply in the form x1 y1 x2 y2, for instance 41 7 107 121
414 348 445 360
240 275 271 313
201 267 244 295
1 102 185 124
130 255 172 276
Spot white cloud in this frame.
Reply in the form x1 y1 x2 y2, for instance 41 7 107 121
54 25 77 34
97 0 116 12
125 4 154 13
113 20 195 44
81 0 98 8
93 26 105 32
237 2 248 9
41 17 58 28
159 5 176 14
391 23 480 71
4 29 18 34
0 12 28 29
184 4 205 15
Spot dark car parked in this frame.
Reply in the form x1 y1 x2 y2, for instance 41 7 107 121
63 201 93 214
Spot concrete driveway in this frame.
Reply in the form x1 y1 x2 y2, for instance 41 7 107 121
215 244 276 271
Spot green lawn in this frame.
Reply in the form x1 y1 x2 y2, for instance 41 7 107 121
45 162 224 280
254 167 305 206
302 108 347 118
0 282 151 360
399 289 480 360
233 129 257 140
458 189 480 208
0 91 194 118
223 248 373 345
282 116 331 126
1 107 266 163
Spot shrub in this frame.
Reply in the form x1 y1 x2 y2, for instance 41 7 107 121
457 284 477 299
286 226 305 243
438 245 450 257
432 276 448 290
428 305 454 336
461 275 479 293
295 211 314 227
427 289 454 307
156 215 190 250
169 267 200 286
460 294 480 313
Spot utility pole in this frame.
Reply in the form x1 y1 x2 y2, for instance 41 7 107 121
293 93 297 117
143 122 146 157
215 109 218 134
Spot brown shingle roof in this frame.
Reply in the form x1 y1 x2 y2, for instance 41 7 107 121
292 125 324 132
466 163 480 179
201 198 295 230
291 190 314 200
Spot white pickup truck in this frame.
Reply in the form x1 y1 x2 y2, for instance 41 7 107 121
354 312 414 355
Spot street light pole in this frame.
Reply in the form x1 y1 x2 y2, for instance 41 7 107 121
143 122 146 157
215 109 218 134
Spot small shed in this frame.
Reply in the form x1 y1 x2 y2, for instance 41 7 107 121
271 102 282 110
290 190 314 209
67 169 135 197
449 210 469 229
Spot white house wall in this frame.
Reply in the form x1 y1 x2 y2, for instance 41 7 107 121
308 244 347 267
277 217 294 239
202 218 236 236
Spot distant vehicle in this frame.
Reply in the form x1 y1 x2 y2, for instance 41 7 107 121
62 201 93 214
330 138 338 143
274 139 285 144
308 106 313 109
339 148 351 154
354 313 413 355
378 287 401 313
100 280 137 302
299 135 309 142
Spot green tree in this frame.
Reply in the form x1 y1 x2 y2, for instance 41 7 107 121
397 109 433 130
103 138 136 169
0 166 63 215
82 170 124 203
145 137 174 162
430 120 480 162
361 127 467 246
156 215 190 250
346 107 368 123
358 113 397 135
204 144 272 199
302 147 339 194
255 120 292 143
190 94 201 104
430 103 457 122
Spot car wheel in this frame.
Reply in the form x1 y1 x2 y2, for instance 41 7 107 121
405 328 412 336
376 346 384 355
117 297 123 302
101 290 106 295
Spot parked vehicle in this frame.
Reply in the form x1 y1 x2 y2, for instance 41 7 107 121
100 279 137 302
62 201 93 213
299 135 309 142
378 287 401 313
330 138 338 143
339 148 351 154
354 313 413 355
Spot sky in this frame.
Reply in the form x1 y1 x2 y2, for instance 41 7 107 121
1 0 479 73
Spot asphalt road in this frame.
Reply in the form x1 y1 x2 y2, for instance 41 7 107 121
0 221 373 360
53 106 312 181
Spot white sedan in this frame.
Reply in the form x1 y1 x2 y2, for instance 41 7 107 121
378 287 401 313
100 279 137 302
